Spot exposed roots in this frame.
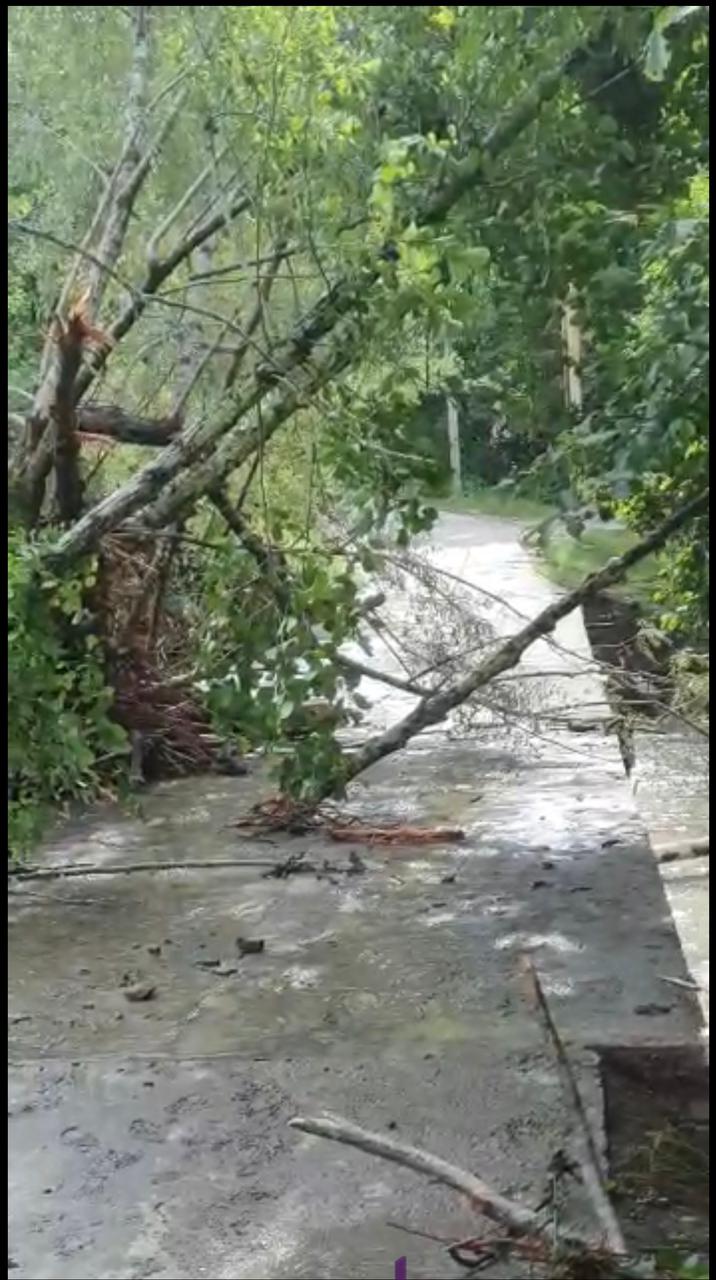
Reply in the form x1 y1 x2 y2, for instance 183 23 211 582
92 532 218 779
112 656 216 779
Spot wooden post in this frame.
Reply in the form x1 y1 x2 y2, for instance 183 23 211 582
446 393 462 495
561 284 583 412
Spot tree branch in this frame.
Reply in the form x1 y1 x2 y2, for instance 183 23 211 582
76 404 183 446
82 4 154 317
521 959 626 1255
44 51 576 563
339 490 709 789
289 1115 545 1239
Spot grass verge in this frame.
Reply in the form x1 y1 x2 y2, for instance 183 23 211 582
541 526 660 607
437 486 553 523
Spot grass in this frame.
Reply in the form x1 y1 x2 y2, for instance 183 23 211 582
437 485 553 523
541 526 660 606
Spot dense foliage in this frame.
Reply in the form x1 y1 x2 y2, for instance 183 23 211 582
8 534 127 853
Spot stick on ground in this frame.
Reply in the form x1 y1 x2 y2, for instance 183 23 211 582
520 957 626 1255
290 1115 546 1239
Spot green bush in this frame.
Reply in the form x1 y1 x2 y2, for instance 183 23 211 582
8 533 127 858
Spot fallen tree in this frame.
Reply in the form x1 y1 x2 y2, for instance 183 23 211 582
211 484 709 814
8 8 709 850
338 489 710 791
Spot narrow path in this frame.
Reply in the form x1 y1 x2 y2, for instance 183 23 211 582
8 514 705 1280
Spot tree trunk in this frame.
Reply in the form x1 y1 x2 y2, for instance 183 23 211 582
42 59 573 569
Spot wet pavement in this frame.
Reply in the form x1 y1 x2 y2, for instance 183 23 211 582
8 513 707 1279
633 730 709 1030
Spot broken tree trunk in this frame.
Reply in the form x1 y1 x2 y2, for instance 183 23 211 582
42 58 573 570
49 309 89 523
11 6 158 525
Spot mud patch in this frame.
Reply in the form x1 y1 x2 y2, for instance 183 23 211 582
598 1044 709 1255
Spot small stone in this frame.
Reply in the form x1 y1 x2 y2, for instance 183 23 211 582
147 945 162 957
541 860 555 870
634 1002 672 1016
236 938 265 957
113 1011 124 1022
124 982 156 1003
440 874 457 884
82 1002 95 1010
531 880 548 890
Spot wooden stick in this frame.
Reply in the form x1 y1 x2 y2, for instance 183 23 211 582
520 958 626 1255
289 1115 543 1238
8 857 283 882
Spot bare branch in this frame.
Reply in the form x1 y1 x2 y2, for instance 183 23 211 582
336 654 432 698
146 151 227 268
9 858 283 882
45 54 578 561
224 240 289 390
521 959 626 1255
83 4 153 317
289 1115 544 1238
340 490 709 789
73 187 253 402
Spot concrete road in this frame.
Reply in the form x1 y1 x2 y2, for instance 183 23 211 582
8 513 705 1279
